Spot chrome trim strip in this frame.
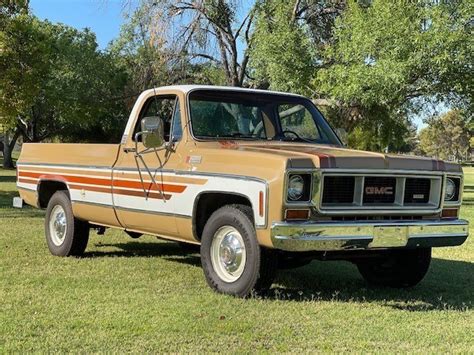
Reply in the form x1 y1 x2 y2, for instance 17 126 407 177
18 162 267 184
71 200 114 209
318 168 448 175
72 200 191 219
114 205 192 219
271 219 469 252
17 162 112 170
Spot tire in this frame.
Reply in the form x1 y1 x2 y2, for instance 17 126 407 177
357 248 431 288
45 191 89 257
200 204 277 297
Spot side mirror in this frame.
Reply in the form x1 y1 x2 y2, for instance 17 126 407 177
335 128 348 147
139 116 165 149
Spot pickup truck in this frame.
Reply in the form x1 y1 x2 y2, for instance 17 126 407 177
16 85 469 297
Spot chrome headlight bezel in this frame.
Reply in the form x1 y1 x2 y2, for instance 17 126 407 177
444 177 461 203
445 178 456 201
288 175 304 201
286 173 312 202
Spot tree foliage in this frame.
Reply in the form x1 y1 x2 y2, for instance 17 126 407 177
418 110 470 162
250 0 315 94
315 0 473 110
1 0 472 167
0 11 128 166
249 0 472 154
124 0 254 87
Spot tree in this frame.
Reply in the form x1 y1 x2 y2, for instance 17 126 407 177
0 0 29 18
249 0 346 93
313 0 473 149
249 0 472 152
120 0 254 87
250 0 315 93
418 110 470 162
0 14 128 167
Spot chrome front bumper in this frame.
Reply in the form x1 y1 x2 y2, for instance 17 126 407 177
271 219 469 252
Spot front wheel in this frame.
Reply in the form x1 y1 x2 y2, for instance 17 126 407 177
200 204 277 297
356 248 431 288
45 191 89 256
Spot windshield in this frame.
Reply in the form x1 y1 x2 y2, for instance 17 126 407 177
188 89 341 145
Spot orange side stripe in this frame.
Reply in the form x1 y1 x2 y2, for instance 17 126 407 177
19 172 186 194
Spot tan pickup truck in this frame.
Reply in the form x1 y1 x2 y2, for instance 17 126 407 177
17 85 469 297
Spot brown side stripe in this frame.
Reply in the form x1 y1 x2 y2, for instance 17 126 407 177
68 184 172 200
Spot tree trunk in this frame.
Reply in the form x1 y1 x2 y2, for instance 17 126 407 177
2 128 21 169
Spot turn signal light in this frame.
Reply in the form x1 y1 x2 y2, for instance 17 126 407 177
441 208 458 218
285 209 310 220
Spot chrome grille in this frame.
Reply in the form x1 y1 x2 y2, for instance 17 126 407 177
363 177 396 204
404 178 431 204
319 172 442 213
322 176 355 204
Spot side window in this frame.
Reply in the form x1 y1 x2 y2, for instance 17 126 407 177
171 101 182 141
134 95 177 142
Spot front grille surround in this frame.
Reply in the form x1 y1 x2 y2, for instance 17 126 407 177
318 171 444 215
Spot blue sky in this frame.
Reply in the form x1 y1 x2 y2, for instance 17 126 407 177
30 0 127 49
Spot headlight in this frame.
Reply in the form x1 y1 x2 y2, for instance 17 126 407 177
288 175 305 201
444 178 457 201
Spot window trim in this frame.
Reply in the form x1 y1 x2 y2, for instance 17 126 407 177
170 98 183 142
186 88 342 146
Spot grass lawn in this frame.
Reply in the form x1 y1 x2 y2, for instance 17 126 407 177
1 161 473 352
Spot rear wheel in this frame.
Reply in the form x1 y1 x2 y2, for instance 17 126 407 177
357 248 431 288
200 204 277 297
45 191 89 256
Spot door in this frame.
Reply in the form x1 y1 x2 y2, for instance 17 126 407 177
112 94 184 237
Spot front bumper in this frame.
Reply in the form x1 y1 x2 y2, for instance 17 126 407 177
271 219 469 252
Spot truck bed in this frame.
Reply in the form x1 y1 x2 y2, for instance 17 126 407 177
17 143 121 168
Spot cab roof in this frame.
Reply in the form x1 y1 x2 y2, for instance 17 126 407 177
144 85 304 97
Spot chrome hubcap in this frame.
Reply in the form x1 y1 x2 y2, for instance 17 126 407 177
210 226 246 282
49 205 67 246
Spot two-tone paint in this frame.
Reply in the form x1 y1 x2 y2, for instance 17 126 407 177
16 85 468 250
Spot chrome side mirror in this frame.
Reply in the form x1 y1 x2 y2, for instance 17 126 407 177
335 128 348 147
138 116 165 149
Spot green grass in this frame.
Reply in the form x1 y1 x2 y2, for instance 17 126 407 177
1 166 473 352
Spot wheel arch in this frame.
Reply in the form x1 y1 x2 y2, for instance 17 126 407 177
37 179 70 208
192 191 254 241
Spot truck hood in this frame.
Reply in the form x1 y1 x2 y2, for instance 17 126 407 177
224 141 461 172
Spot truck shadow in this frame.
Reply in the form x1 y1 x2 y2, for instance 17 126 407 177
267 257 473 311
86 240 201 267
0 175 16 183
87 240 473 311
